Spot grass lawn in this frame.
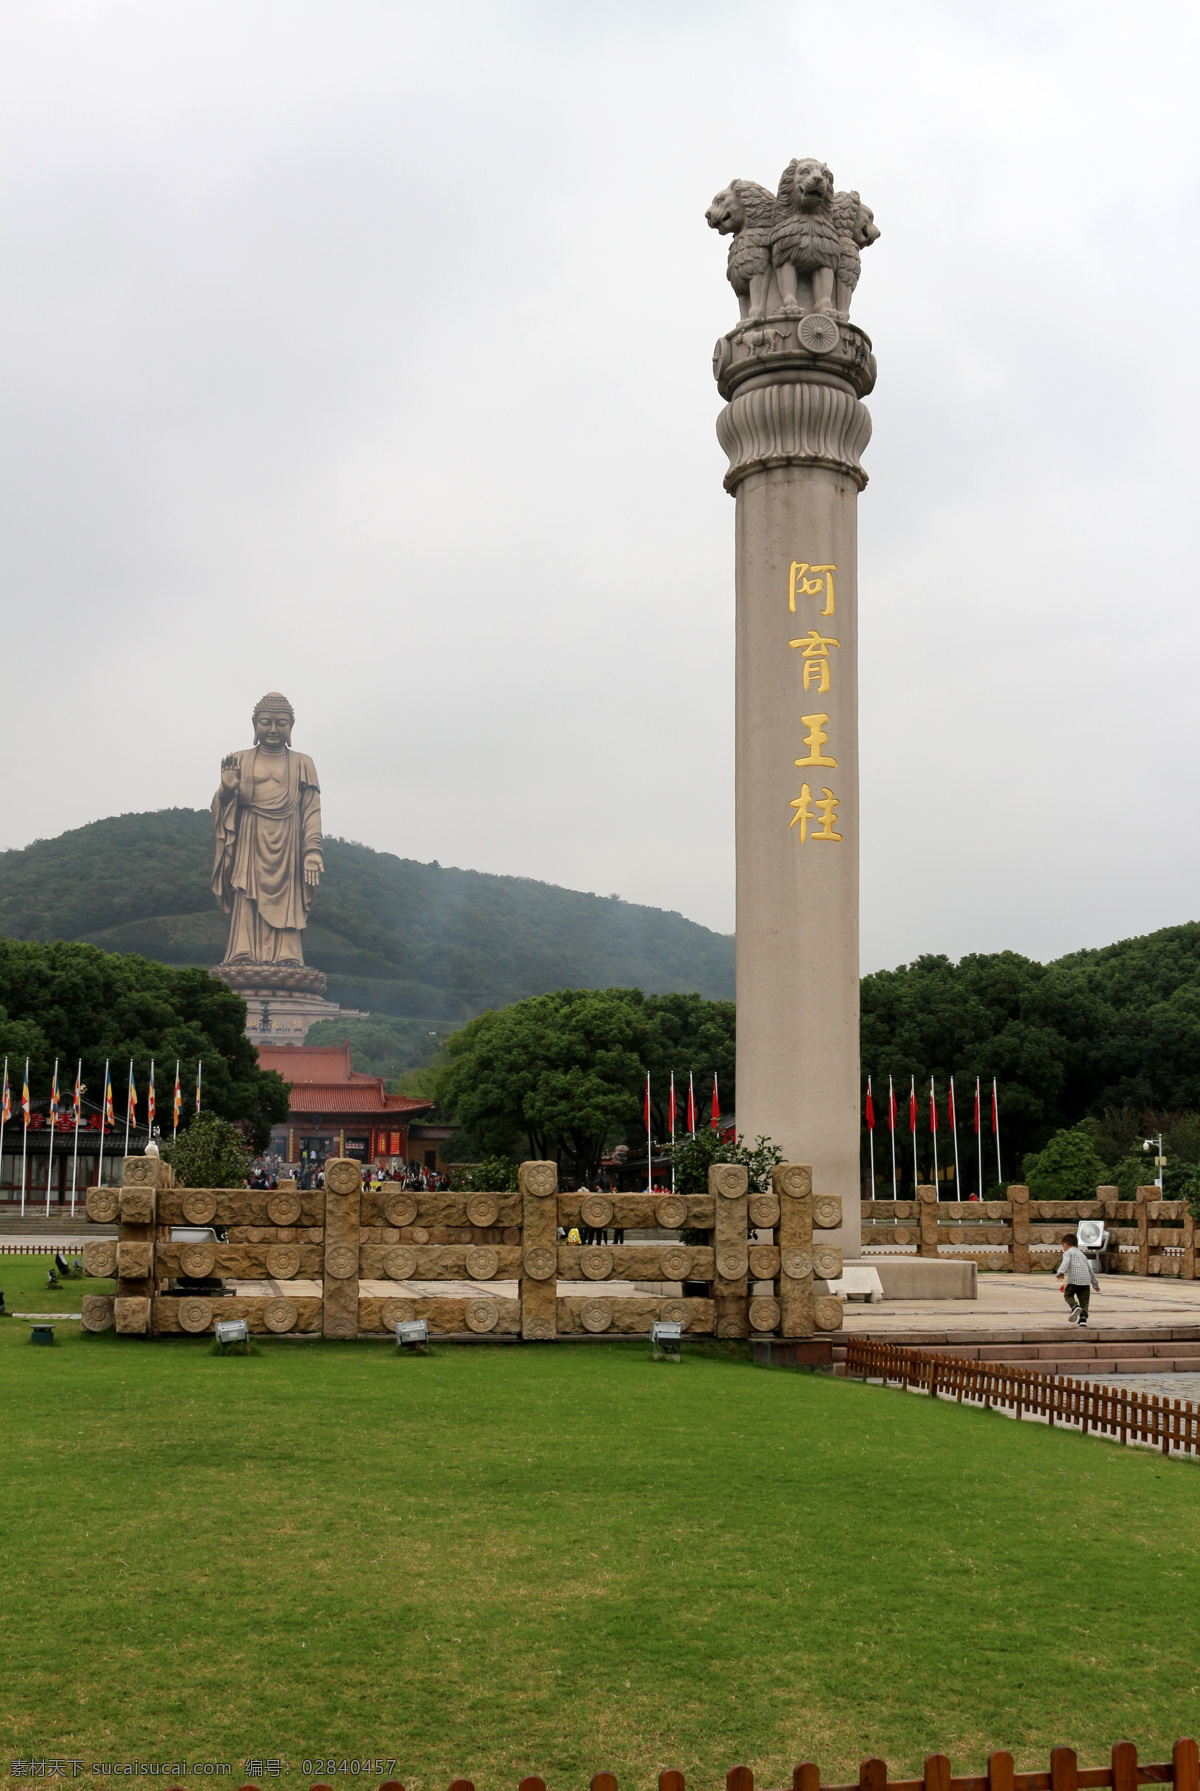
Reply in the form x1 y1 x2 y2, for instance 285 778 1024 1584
0 1249 111 1315
2 1280 1199 1786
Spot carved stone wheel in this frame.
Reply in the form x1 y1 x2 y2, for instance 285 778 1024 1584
524 1314 555 1340
466 1246 499 1281
748 1245 780 1280
579 1193 614 1230
81 1295 115 1331
716 1315 747 1339
660 1246 692 1281
655 1195 687 1230
464 1297 499 1334
748 1193 780 1229
411 1227 431 1245
324 1244 358 1279
380 1299 409 1330
522 1161 557 1198
83 1240 118 1280
264 1298 297 1333
86 1187 120 1224
523 1246 556 1281
749 1296 781 1333
776 1164 811 1200
715 1247 749 1281
985 1200 1006 1219
177 1296 213 1334
712 1163 747 1199
781 1248 812 1281
324 1159 362 1196
893 1228 911 1246
266 1245 301 1281
121 1156 158 1186
659 1299 688 1325
814 1295 844 1331
798 312 841 354
580 1298 613 1333
179 1242 216 1279
384 1191 418 1227
181 1190 218 1226
812 1244 843 1281
383 1246 418 1281
267 1191 302 1226
812 1195 842 1230
580 1247 613 1281
466 1193 500 1228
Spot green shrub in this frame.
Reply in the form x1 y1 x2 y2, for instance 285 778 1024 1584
163 1112 250 1188
1020 1121 1112 1200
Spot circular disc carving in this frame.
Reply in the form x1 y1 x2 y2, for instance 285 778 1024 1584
748 1244 780 1280
384 1191 418 1227
777 1165 811 1199
659 1298 688 1325
267 1191 302 1226
812 1244 843 1281
748 1193 780 1229
464 1297 499 1334
83 1240 118 1280
716 1315 747 1339
749 1296 781 1332
177 1297 212 1334
466 1193 500 1228
179 1242 216 1279
324 1159 361 1196
716 1247 748 1280
86 1188 119 1225
813 1195 842 1230
660 1246 691 1281
380 1299 408 1330
266 1245 301 1280
411 1227 430 1245
522 1162 557 1198
814 1295 844 1331
81 1294 115 1331
263 1298 297 1333
712 1164 747 1199
580 1298 613 1333
894 1228 911 1245
523 1246 556 1281
324 1244 358 1279
465 1246 499 1281
580 1247 613 1281
524 1314 555 1340
122 1157 156 1186
798 312 841 353
181 1190 218 1226
655 1195 687 1229
580 1193 614 1229
781 1248 812 1280
384 1246 418 1281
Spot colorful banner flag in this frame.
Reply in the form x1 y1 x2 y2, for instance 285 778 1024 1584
72 1066 82 1123
196 1060 202 1115
21 1067 30 1125
865 1077 875 1131
711 1072 720 1131
2 1060 10 1124
49 1063 60 1123
173 1062 182 1131
128 1066 137 1124
668 1072 677 1136
148 1060 156 1132
908 1077 917 1134
104 1069 115 1128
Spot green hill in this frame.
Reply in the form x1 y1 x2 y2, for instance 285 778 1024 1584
0 809 734 1021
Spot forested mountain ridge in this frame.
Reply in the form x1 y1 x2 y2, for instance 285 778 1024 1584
0 809 735 1019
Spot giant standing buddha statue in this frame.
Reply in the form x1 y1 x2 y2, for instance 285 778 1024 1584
707 158 879 1260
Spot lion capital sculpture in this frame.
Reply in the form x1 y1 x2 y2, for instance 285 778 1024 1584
705 178 777 326
770 157 841 317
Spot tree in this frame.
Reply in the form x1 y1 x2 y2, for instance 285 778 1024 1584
643 992 735 1136
1019 1122 1112 1201
0 938 289 1151
164 1113 250 1188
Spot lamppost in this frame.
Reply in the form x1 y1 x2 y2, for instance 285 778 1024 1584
1143 1133 1165 1192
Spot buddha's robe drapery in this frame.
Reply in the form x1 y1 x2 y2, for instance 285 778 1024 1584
211 747 323 966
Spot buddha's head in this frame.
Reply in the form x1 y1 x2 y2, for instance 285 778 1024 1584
252 691 295 749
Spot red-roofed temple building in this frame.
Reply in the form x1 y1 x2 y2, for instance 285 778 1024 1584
257 1040 433 1169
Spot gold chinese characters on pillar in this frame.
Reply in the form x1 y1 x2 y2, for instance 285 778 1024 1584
786 562 842 842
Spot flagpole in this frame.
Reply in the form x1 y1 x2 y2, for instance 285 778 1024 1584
173 1058 180 1143
124 1057 133 1157
888 1074 897 1200
993 1077 1002 1185
950 1075 962 1205
20 1058 30 1218
645 1072 652 1195
0 1057 7 1210
689 1070 696 1138
909 1076 918 1195
97 1060 110 1191
929 1076 939 1201
670 1071 676 1196
866 1076 875 1198
976 1075 983 1201
44 1058 59 1217
70 1059 82 1218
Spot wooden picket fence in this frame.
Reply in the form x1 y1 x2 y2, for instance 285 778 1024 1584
301 1740 1200 1791
844 1335 1200 1456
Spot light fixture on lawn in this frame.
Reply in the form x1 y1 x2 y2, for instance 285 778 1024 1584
396 1319 428 1353
1076 1219 1108 1262
214 1319 249 1350
650 1320 681 1361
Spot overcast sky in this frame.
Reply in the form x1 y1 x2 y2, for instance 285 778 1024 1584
1 1 1198 973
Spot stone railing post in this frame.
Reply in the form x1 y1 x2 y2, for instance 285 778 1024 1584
1009 1186 1030 1274
114 1153 168 1336
774 1163 813 1337
519 1160 558 1340
917 1186 938 1259
711 1162 750 1338
322 1157 361 1339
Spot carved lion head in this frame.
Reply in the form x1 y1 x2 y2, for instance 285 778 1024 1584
705 178 775 236
780 158 835 214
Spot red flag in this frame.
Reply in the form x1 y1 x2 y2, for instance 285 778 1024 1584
888 1077 896 1134
929 1077 937 1135
974 1076 980 1135
711 1072 720 1131
668 1072 677 1135
909 1076 917 1134
644 1073 651 1135
686 1072 696 1135
865 1077 875 1130
991 1078 999 1135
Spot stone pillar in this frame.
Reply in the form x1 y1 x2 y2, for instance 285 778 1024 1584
519 1160 558 1339
708 163 878 1264
322 1157 361 1339
710 1162 750 1338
